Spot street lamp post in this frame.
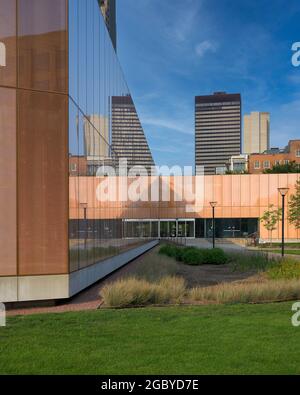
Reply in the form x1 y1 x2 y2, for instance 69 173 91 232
210 201 218 249
278 188 289 257
80 203 88 251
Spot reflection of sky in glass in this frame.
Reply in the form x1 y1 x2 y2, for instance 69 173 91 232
68 0 130 156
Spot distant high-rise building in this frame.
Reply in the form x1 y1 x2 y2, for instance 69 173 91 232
112 95 155 174
243 112 270 154
99 0 117 50
195 92 241 175
84 115 110 159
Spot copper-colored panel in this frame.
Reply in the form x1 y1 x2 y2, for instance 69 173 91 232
18 0 67 93
222 175 232 207
0 0 16 87
0 87 17 275
232 175 241 207
241 175 251 207
18 90 68 275
259 174 269 207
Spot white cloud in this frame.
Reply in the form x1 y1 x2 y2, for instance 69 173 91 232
195 40 218 58
141 116 193 135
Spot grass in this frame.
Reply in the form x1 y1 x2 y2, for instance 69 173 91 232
266 260 300 280
259 242 300 249
267 249 300 256
101 276 186 307
228 250 276 272
1 303 300 374
190 279 300 304
126 251 179 282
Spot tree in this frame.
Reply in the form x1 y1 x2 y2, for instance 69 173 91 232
264 161 300 174
260 204 282 246
288 179 300 230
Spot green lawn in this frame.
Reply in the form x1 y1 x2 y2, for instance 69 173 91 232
268 250 300 256
1 303 300 375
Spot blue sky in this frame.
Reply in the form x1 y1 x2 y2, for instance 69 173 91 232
117 0 300 168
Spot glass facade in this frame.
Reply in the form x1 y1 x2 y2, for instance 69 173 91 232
68 0 149 272
123 220 196 239
195 218 258 238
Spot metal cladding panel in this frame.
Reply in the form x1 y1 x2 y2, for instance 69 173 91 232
18 89 69 275
0 87 17 276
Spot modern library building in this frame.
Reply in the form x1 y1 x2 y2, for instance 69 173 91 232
0 1 299 303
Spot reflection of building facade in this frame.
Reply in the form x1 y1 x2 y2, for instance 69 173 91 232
228 154 249 173
112 95 155 174
244 112 270 154
99 0 117 50
84 115 109 159
195 92 242 175
248 140 300 174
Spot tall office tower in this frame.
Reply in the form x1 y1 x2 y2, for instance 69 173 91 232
195 92 241 175
84 115 109 159
243 112 270 154
99 0 117 50
112 95 155 174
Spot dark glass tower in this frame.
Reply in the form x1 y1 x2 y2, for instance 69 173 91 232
195 92 241 175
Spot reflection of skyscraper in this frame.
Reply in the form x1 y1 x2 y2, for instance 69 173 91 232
112 95 155 174
84 115 109 159
243 112 270 154
99 0 117 51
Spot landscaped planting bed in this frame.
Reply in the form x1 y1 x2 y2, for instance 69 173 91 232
99 244 300 308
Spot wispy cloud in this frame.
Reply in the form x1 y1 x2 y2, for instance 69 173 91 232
141 116 193 135
287 73 300 84
195 40 218 58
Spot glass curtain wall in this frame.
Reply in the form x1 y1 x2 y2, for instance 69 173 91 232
68 0 143 272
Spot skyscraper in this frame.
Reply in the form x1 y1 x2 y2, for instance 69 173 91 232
195 92 241 175
243 112 270 154
112 95 155 174
84 115 109 159
100 0 117 50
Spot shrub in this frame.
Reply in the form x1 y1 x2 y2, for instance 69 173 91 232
190 279 300 304
181 247 228 265
159 244 178 258
101 276 186 307
266 259 300 280
159 244 229 266
205 248 228 265
182 247 204 265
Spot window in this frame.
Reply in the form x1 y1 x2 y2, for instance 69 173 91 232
263 161 270 169
284 160 289 165
296 150 300 158
70 163 77 172
254 161 260 169
275 160 281 166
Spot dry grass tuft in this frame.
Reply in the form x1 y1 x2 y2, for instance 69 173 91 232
101 276 186 307
189 279 300 304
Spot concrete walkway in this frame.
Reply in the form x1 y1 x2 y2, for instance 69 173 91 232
186 239 246 251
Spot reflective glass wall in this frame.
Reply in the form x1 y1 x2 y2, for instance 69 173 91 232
68 0 148 272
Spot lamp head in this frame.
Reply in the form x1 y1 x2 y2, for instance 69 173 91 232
278 187 289 197
210 201 218 208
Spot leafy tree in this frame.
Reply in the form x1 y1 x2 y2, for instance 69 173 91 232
288 180 300 230
264 161 300 174
225 170 249 175
260 204 282 247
